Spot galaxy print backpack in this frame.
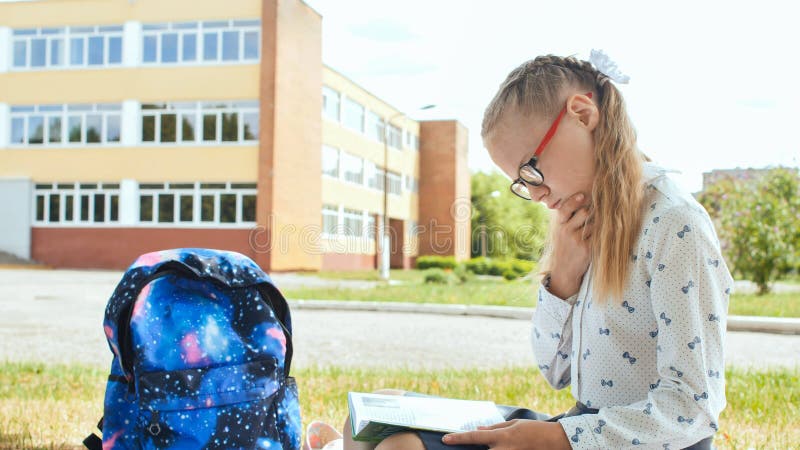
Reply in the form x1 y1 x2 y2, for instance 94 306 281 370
84 248 301 450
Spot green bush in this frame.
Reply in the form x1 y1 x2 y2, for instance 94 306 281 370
453 264 473 284
463 257 537 279
464 257 491 275
423 268 452 284
510 259 536 276
416 255 458 270
502 269 518 280
487 260 511 276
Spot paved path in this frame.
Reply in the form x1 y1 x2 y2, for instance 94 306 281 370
1 269 798 370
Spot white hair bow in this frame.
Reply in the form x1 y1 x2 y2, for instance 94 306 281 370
589 49 630 84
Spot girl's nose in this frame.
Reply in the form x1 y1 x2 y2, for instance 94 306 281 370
526 183 549 202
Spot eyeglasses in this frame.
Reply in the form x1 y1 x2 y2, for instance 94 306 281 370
510 92 593 200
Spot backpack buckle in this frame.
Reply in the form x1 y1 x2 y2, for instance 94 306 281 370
148 423 161 436
147 410 161 436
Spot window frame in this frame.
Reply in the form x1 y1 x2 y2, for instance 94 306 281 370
340 151 365 186
342 97 365 133
322 145 340 178
141 19 260 66
10 104 123 148
138 181 257 227
322 86 341 122
140 101 259 145
11 26 123 71
32 182 120 226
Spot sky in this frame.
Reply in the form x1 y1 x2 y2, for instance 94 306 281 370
4 0 797 193
304 0 800 193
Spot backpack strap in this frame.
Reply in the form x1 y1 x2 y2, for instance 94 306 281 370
258 283 294 377
82 417 104 450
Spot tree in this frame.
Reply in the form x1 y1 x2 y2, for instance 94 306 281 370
470 171 549 260
697 167 800 294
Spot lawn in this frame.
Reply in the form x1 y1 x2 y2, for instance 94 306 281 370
287 270 800 317
0 362 796 449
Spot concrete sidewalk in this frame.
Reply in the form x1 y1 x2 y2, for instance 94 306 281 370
1 268 799 369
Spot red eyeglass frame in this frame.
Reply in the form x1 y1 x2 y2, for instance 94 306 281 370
530 91 593 165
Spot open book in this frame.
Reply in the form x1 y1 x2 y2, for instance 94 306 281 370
348 392 505 442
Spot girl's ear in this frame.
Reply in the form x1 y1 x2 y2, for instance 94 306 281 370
566 93 600 131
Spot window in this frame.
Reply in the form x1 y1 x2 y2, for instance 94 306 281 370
343 208 363 237
141 101 258 144
322 86 340 121
201 194 215 222
387 124 402 149
407 220 419 238
365 161 376 188
142 19 260 65
366 214 377 239
374 168 386 192
10 104 122 147
322 145 339 177
340 152 364 185
179 194 194 222
366 110 384 143
343 97 364 132
33 182 120 224
387 172 402 195
140 195 153 221
158 194 175 223
322 205 339 235
405 130 420 151
242 112 259 141
220 193 236 222
405 175 419 193
139 182 257 225
241 194 256 222
12 26 123 70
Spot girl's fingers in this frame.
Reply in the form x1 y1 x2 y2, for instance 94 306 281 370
477 420 516 431
558 193 587 224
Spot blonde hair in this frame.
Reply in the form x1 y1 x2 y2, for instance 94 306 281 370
482 55 647 302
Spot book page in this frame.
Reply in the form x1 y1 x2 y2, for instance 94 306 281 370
349 392 505 436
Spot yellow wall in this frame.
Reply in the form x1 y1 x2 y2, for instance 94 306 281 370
0 66 259 104
0 0 261 28
1 0 425 260
0 146 259 182
321 66 421 226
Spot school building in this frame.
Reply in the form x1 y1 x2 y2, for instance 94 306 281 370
0 0 471 271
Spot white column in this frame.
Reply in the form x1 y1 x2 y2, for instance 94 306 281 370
123 21 142 67
0 27 10 73
192 182 201 224
119 179 139 225
121 100 140 146
0 103 9 148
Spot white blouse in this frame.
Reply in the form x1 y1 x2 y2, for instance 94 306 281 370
532 163 734 449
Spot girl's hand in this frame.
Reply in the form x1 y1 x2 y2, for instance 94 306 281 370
547 192 592 300
442 419 571 450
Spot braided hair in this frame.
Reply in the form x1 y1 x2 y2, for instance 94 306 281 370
482 54 647 303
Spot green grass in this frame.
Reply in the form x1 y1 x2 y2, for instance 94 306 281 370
0 362 796 449
299 269 426 283
285 278 538 307
728 292 800 318
286 272 800 317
